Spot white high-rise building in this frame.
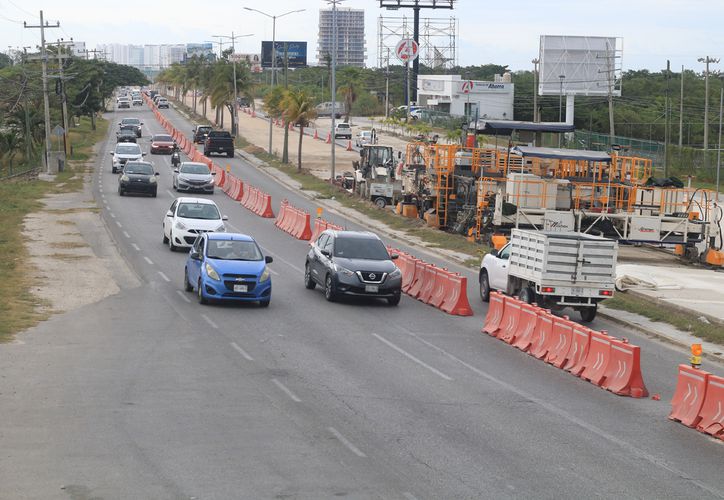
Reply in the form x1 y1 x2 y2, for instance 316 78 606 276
318 7 366 67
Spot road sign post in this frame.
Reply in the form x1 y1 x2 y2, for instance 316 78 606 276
396 39 419 123
461 80 474 121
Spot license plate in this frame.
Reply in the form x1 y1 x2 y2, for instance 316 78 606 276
233 284 247 292
571 287 584 295
365 285 379 293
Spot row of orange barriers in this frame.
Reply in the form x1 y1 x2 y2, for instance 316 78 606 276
483 292 649 397
669 365 724 440
220 173 243 201
275 200 313 240
310 217 345 242
241 185 274 218
390 248 473 316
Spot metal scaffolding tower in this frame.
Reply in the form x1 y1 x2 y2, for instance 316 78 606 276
377 15 458 71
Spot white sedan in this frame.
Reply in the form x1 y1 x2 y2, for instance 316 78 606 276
163 197 228 251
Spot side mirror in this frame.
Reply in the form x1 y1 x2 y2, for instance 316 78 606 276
142 152 147 156
166 211 173 217
390 254 399 260
265 255 273 264
320 249 331 258
140 122 144 126
173 168 179 173
109 151 114 155
221 215 229 221
490 249 499 257
211 171 217 176
154 172 160 176
189 251 201 260
117 122 121 125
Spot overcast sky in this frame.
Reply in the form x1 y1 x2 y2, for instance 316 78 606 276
1 0 722 73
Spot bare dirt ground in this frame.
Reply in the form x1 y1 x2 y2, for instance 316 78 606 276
22 156 139 316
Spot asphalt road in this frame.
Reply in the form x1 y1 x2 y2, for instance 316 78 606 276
1 102 722 500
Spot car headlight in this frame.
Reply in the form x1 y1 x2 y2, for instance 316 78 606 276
214 223 225 232
120 175 129 182
259 266 270 282
205 263 220 281
389 267 401 278
175 221 187 230
149 176 157 183
334 264 355 277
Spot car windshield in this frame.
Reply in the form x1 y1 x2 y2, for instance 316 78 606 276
206 240 262 261
198 127 211 132
333 237 390 260
116 145 141 154
179 163 210 174
177 203 220 220
338 124 350 129
119 126 135 132
122 119 140 125
153 135 172 142
124 163 153 175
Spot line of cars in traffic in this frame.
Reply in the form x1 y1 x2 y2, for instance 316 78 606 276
110 94 403 309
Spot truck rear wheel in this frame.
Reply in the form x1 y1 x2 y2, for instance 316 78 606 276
374 197 387 209
579 305 597 323
519 287 534 304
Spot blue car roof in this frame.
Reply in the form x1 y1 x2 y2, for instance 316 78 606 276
207 232 254 242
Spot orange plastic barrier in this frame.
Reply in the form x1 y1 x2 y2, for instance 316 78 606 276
401 255 419 293
512 303 540 352
482 292 505 336
497 297 523 344
563 323 593 376
439 273 473 316
580 331 612 386
407 261 428 299
696 374 724 438
275 200 312 240
601 339 649 398
417 265 437 304
428 268 449 308
545 315 575 368
528 311 554 359
669 364 710 428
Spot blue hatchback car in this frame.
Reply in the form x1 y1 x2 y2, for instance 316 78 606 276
184 232 273 306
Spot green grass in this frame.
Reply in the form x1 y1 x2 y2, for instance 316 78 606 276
0 116 108 343
604 292 724 346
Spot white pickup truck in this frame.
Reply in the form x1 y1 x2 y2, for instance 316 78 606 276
479 229 618 322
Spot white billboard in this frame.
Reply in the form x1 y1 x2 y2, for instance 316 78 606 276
539 35 623 97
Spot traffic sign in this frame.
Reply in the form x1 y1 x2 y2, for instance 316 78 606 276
461 80 474 94
52 125 65 137
395 38 419 63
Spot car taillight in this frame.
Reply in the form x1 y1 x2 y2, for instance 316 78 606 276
599 290 613 296
541 287 555 293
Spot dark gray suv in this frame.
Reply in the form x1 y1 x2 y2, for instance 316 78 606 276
304 230 402 305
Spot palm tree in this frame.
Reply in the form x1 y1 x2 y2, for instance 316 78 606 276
282 89 317 172
209 58 253 136
336 67 363 122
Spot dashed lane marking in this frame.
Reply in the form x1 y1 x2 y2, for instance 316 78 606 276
157 271 171 282
143 256 153 265
328 427 367 458
201 313 218 329
271 378 302 402
176 290 191 303
230 341 254 361
372 333 453 381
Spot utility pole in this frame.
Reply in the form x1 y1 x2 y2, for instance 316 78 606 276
51 39 73 157
664 60 670 177
211 32 253 137
717 74 724 201
532 58 539 122
327 0 342 183
24 10 60 174
385 47 390 119
698 56 720 152
679 65 684 148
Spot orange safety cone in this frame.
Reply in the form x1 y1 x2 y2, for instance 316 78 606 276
313 129 319 140
325 132 332 144
346 140 353 151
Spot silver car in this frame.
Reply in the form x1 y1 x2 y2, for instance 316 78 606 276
172 162 216 193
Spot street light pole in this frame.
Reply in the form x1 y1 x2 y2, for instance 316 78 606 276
211 32 253 136
327 0 344 184
244 7 306 156
698 56 720 153
531 58 539 122
717 75 723 202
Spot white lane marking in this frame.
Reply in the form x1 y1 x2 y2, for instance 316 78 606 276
230 341 254 361
101 194 105 199
268 267 279 276
157 271 171 282
122 231 130 238
372 333 453 381
201 313 218 329
109 212 115 218
259 246 304 273
403 330 724 497
176 290 191 303
115 221 122 228
131 243 140 251
166 189 175 198
328 427 367 458
143 256 154 265
271 378 302 403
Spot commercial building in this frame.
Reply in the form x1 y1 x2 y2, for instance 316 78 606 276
317 7 366 67
416 74 515 120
